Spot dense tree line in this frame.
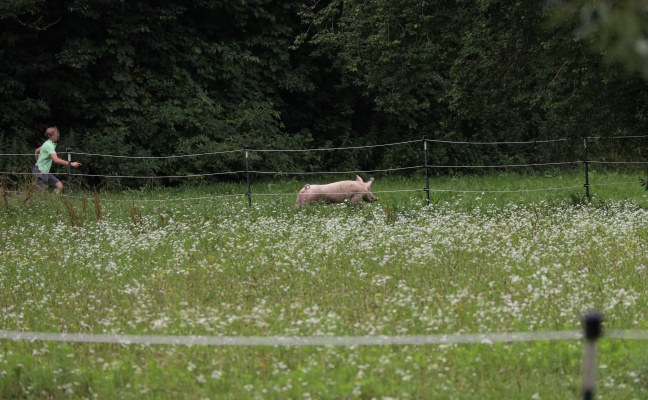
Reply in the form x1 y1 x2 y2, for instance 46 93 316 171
1 0 647 187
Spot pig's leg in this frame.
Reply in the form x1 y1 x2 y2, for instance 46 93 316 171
350 193 363 204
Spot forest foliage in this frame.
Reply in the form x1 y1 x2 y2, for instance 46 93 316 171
1 0 647 187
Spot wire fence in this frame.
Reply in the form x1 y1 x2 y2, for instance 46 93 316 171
1 135 647 203
1 327 646 347
1 313 644 399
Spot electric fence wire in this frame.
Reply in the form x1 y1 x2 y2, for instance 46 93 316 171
589 160 648 165
0 170 245 178
588 135 648 140
246 139 421 152
424 161 579 169
426 186 585 193
588 181 644 187
0 329 646 347
2 133 647 159
55 186 589 204
424 138 569 145
60 193 246 203
0 139 420 158
57 189 423 203
66 149 242 159
250 165 424 175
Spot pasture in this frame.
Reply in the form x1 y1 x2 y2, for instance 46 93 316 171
1 171 647 399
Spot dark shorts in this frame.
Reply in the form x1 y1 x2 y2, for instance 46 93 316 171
32 164 60 189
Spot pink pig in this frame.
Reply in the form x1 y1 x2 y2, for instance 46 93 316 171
296 175 378 208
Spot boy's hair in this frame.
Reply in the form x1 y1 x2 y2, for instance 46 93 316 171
45 126 59 138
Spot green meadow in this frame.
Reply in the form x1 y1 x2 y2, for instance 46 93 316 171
1 171 647 399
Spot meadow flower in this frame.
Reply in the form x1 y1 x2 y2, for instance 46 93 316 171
2 194 646 397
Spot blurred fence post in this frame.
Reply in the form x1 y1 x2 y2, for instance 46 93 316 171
583 137 590 200
423 136 430 206
66 147 72 190
244 145 252 207
582 311 602 400
65 147 72 180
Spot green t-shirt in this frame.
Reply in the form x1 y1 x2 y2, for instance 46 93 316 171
36 140 57 173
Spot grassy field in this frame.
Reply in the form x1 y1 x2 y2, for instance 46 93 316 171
1 171 648 399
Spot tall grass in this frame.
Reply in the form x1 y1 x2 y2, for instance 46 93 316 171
1 171 647 399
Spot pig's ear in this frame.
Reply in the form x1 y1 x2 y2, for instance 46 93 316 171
355 175 363 182
367 178 374 188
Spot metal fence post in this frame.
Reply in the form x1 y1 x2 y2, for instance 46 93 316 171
582 311 602 400
423 136 430 206
245 145 252 207
66 147 72 189
583 137 590 200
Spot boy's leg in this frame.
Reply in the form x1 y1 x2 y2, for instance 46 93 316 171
32 165 47 191
46 174 61 193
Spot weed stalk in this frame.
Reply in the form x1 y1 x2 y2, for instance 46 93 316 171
93 187 102 223
61 197 80 226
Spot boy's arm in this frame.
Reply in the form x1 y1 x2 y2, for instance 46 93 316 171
50 152 81 167
34 146 41 161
